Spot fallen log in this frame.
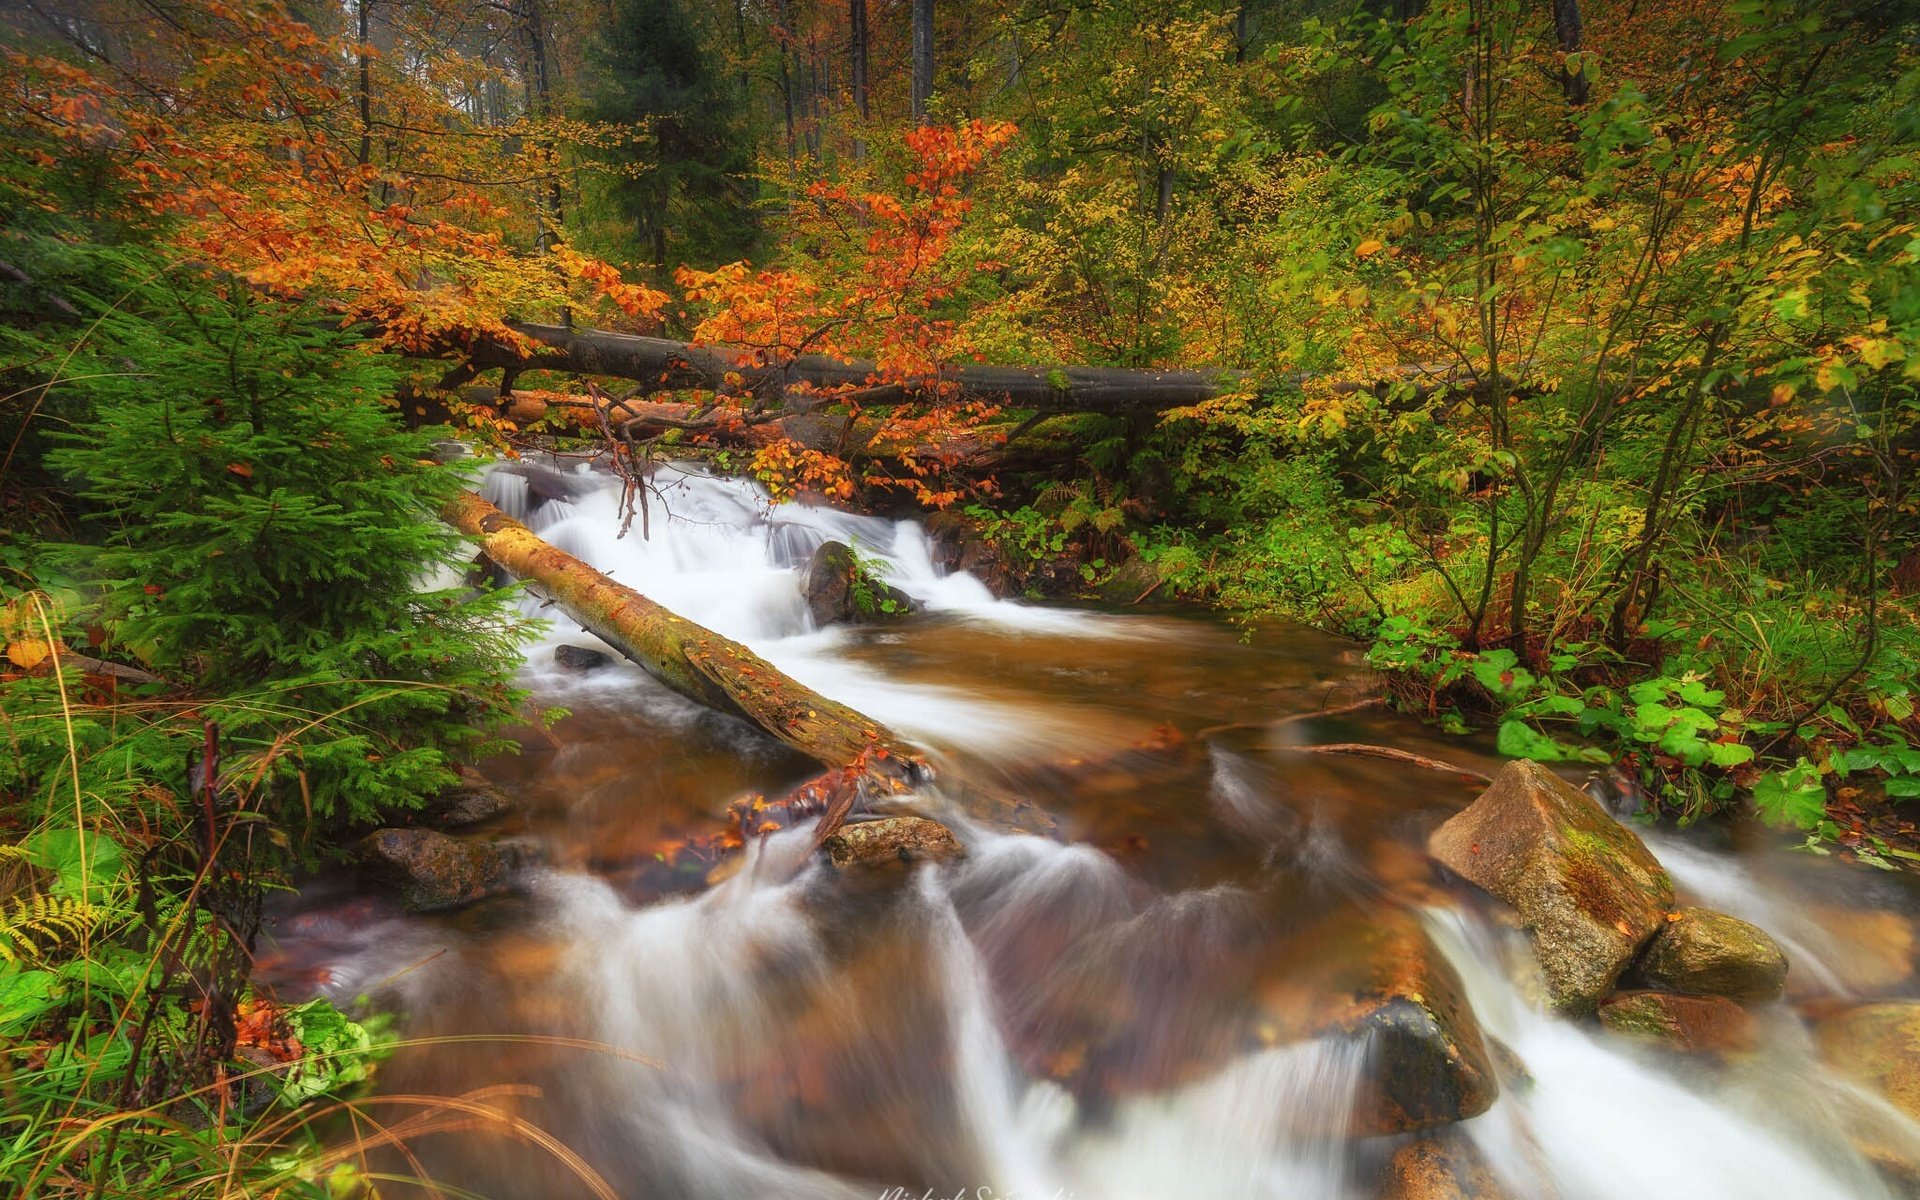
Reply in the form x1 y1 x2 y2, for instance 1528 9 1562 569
451 322 1236 415
441 491 924 779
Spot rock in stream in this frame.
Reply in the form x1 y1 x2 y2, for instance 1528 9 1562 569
1429 759 1674 1015
1636 906 1788 1002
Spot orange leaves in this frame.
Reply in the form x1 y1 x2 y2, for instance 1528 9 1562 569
553 247 668 322
3 2 655 351
675 263 830 355
749 442 854 503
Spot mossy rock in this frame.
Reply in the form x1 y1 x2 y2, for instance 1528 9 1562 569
1637 907 1788 1002
355 827 527 912
1429 759 1673 1015
822 816 965 870
802 541 917 626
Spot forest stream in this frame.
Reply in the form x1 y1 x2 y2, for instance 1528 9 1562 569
258 463 1920 1200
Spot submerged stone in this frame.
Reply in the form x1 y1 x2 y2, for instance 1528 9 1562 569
1598 990 1759 1054
1256 908 1500 1136
1818 1002 1920 1121
823 816 965 870
1377 1135 1511 1200
1637 907 1788 1002
1428 759 1673 1015
355 827 528 912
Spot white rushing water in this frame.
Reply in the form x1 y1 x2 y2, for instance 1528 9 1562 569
484 459 1137 759
344 458 1920 1199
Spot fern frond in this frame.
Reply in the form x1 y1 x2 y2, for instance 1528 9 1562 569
0 895 100 965
1034 481 1086 514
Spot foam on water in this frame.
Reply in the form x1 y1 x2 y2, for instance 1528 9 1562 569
363 459 1920 1198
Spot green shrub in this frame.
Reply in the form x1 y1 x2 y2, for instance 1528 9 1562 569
38 266 529 832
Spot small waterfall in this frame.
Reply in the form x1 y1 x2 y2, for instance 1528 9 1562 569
1425 908 1899 1200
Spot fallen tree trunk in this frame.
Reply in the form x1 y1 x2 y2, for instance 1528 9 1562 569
453 322 1237 414
442 491 924 778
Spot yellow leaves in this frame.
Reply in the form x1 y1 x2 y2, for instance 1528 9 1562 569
1 596 54 671
1355 239 1385 260
5 638 50 671
1848 336 1904 372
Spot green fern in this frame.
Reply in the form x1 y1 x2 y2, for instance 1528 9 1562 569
0 894 99 965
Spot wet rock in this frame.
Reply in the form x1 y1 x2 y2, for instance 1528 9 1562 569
552 643 612 672
1256 909 1500 1135
1637 906 1788 1001
422 766 513 827
1377 1135 1510 1200
822 816 965 870
355 827 529 912
1094 557 1161 604
1598 990 1759 1054
802 541 916 626
1796 904 1915 996
1818 1002 1920 1121
1428 759 1674 1015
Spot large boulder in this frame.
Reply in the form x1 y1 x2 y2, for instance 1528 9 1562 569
1429 759 1673 1015
1817 1003 1920 1121
1636 907 1788 1001
822 816 965 870
802 541 917 626
355 828 529 912
1597 990 1759 1054
1256 909 1500 1136
1377 1136 1511 1200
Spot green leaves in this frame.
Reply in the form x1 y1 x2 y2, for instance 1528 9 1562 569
1754 760 1829 830
20 828 124 899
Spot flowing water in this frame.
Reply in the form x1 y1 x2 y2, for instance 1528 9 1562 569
264 460 1920 1199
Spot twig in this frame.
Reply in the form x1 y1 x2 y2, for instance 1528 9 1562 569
1192 696 1385 740
1279 742 1491 782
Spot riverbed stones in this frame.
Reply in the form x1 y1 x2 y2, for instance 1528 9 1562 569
1257 909 1500 1135
552 643 613 672
1597 990 1759 1054
1817 1002 1920 1121
802 541 916 626
1376 1135 1510 1200
1637 906 1788 1002
822 816 965 870
355 827 528 911
1428 759 1674 1015
422 765 513 827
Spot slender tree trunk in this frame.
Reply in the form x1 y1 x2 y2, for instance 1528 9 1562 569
356 0 373 168
1553 0 1589 106
911 0 934 124
850 0 869 162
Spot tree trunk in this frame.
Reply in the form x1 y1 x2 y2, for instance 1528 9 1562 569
1553 0 1589 106
448 321 1235 414
442 491 926 777
850 0 869 162
911 0 934 124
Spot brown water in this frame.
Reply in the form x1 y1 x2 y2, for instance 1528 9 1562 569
261 465 1920 1199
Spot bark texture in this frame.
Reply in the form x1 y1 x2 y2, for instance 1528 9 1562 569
442 490 924 777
